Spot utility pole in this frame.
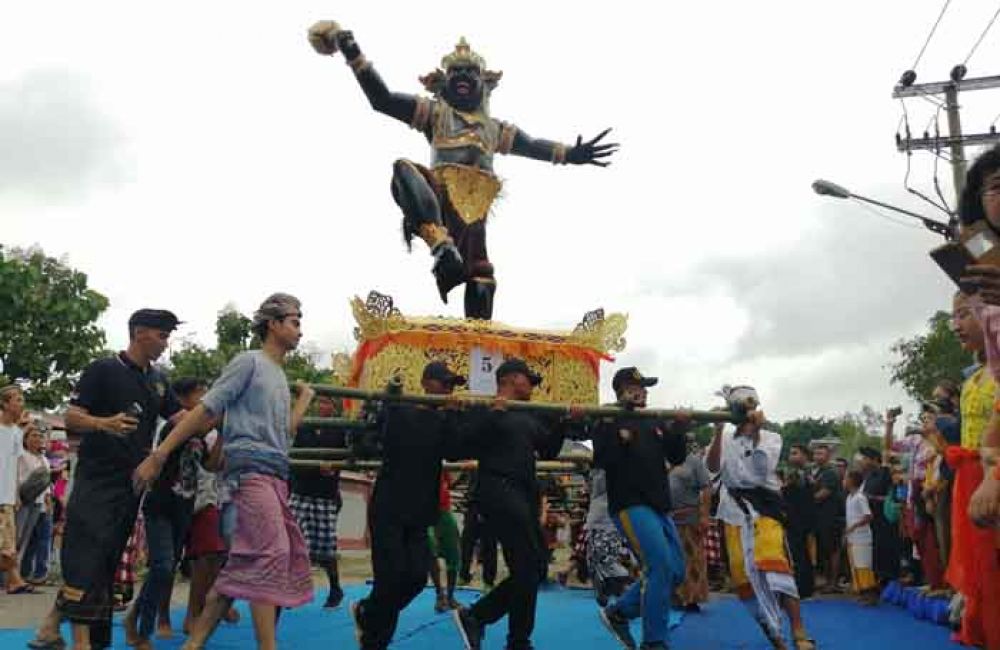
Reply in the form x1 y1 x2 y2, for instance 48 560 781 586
893 69 1000 202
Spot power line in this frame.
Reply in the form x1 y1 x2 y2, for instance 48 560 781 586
963 3 1000 66
912 0 953 70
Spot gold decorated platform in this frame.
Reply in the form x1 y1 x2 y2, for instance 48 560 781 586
345 291 627 406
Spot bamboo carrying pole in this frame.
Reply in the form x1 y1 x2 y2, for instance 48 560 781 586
290 458 586 473
303 383 741 425
288 447 594 463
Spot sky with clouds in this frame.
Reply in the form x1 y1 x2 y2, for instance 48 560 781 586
3 1 1000 421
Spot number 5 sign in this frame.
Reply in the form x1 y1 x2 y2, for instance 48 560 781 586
469 347 501 395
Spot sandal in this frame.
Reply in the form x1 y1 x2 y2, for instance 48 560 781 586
26 637 66 649
794 633 817 650
7 583 35 594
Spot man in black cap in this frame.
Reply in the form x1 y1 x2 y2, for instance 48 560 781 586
594 367 688 650
350 361 466 650
858 445 900 585
30 309 183 650
453 358 572 650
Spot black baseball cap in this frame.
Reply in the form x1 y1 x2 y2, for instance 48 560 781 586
858 446 881 461
612 367 658 393
128 309 182 332
495 358 542 386
422 361 467 387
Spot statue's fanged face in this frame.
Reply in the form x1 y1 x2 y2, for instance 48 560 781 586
444 64 484 112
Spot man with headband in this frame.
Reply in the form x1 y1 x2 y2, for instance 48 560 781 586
594 367 688 650
350 361 466 649
29 309 182 650
706 385 815 650
133 293 316 650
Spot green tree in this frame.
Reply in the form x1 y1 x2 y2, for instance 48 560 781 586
833 412 883 461
889 310 972 403
0 246 109 407
778 417 839 457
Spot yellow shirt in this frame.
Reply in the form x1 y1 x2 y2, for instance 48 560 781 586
960 366 996 450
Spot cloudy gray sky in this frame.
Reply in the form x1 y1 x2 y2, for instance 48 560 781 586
3 1 999 421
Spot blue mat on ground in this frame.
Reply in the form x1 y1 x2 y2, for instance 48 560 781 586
0 584 953 649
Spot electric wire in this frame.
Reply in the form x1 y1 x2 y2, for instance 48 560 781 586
962 3 1000 66
912 0 953 70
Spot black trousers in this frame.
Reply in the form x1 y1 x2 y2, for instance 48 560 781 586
786 524 814 598
56 466 140 648
468 479 546 650
460 500 498 585
358 515 432 650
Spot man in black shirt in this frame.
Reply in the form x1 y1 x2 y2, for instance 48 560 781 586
350 361 465 650
452 358 569 650
783 444 815 599
29 309 182 650
593 367 688 650
810 444 843 593
290 395 346 609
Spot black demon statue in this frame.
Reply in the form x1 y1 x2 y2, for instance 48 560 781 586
308 21 618 320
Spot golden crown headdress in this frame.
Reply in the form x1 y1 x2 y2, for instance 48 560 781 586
441 37 486 70
420 37 502 95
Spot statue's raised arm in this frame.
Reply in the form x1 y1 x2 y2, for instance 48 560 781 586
308 22 619 321
308 21 422 129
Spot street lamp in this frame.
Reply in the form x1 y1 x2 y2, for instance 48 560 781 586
811 179 955 240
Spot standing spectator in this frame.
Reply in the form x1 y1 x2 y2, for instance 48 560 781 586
669 440 712 611
289 394 346 609
182 427 238 633
950 287 1000 647
125 378 211 645
810 445 843 593
0 385 31 595
843 471 878 606
16 422 51 572
859 446 901 585
133 293 315 650
783 444 815 599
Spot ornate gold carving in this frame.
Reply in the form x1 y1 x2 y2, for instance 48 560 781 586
330 352 353 385
351 295 627 356
433 164 502 225
351 292 405 341
348 297 627 407
569 309 628 354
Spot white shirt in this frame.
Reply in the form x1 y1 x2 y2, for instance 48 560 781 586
845 490 874 545
18 452 51 505
0 424 24 506
717 425 783 525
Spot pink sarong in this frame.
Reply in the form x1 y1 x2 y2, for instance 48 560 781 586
214 474 313 607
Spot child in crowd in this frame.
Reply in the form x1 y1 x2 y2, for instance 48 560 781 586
844 470 878 606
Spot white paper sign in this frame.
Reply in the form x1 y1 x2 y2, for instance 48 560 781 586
468 346 501 395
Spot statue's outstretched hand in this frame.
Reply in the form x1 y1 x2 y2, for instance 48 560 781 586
308 21 342 55
566 128 619 167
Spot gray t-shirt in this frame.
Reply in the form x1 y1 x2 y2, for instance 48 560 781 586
669 452 711 525
202 351 291 478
